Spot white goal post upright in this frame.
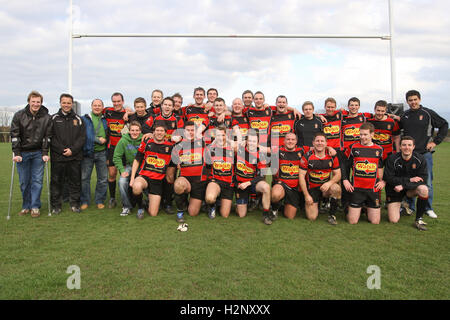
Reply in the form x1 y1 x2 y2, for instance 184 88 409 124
68 0 397 102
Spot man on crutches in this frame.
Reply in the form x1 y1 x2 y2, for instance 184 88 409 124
10 91 51 218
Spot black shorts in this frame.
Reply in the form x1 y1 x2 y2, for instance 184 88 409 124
309 187 324 203
273 181 302 208
139 176 163 196
349 189 381 208
235 184 257 205
185 176 207 200
209 179 234 200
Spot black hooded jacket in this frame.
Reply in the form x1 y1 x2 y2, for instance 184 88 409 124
10 105 51 157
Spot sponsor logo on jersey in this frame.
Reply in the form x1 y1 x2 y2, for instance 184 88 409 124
250 120 269 130
239 128 248 135
213 161 232 172
309 171 330 181
271 124 291 134
344 126 360 138
188 115 206 126
109 121 124 133
355 160 377 174
373 133 390 143
324 125 340 135
146 156 166 168
280 164 299 176
180 153 202 163
236 161 255 175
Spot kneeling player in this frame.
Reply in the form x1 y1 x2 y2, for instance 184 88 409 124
130 124 175 219
299 132 341 225
235 133 271 219
342 123 385 225
384 136 430 230
270 132 305 222
204 126 235 219
171 121 207 223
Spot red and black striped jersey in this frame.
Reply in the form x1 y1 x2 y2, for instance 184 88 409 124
184 104 209 129
203 144 235 185
103 107 126 148
136 139 174 181
270 111 295 148
273 146 305 190
247 106 273 145
143 113 184 141
231 115 250 140
235 147 268 184
204 115 233 144
171 139 206 180
341 113 369 152
344 142 383 191
367 117 400 160
300 150 340 189
320 111 343 150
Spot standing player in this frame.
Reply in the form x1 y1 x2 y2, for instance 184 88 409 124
184 87 210 134
104 92 127 208
171 121 207 222
146 89 163 115
270 132 305 221
205 97 233 144
172 93 184 117
299 133 341 225
242 90 254 109
130 124 175 219
235 133 271 219
270 95 296 149
128 97 152 129
203 126 235 219
367 100 400 161
384 136 430 230
231 98 249 145
294 101 323 151
206 88 218 110
342 123 385 225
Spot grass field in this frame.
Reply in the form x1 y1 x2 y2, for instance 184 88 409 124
0 143 449 300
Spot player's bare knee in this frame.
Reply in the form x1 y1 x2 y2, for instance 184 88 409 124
417 185 429 198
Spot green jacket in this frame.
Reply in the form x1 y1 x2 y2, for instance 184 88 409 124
113 133 143 174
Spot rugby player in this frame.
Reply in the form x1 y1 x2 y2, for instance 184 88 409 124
130 124 175 219
342 123 385 224
299 132 341 225
146 89 163 115
171 121 207 222
128 97 152 129
294 101 323 151
235 133 271 219
203 126 235 219
270 132 305 221
104 92 128 208
384 136 430 230
270 95 296 149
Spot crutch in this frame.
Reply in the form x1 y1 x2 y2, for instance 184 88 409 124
7 158 16 221
46 161 51 216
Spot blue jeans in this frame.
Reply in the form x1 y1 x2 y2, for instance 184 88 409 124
118 166 132 209
407 152 433 211
80 150 108 205
16 151 45 209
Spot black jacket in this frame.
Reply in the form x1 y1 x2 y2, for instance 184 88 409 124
10 105 51 157
383 151 428 190
50 109 86 162
400 106 448 154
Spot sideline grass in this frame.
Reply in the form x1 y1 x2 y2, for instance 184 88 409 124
0 143 449 300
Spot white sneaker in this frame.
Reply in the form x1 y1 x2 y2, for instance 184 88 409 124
426 210 437 219
120 207 130 216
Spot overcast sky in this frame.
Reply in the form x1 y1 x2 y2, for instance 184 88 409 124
1 0 449 118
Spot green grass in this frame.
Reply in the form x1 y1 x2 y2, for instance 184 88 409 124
0 143 449 300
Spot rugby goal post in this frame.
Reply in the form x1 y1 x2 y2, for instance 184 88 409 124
68 0 398 103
